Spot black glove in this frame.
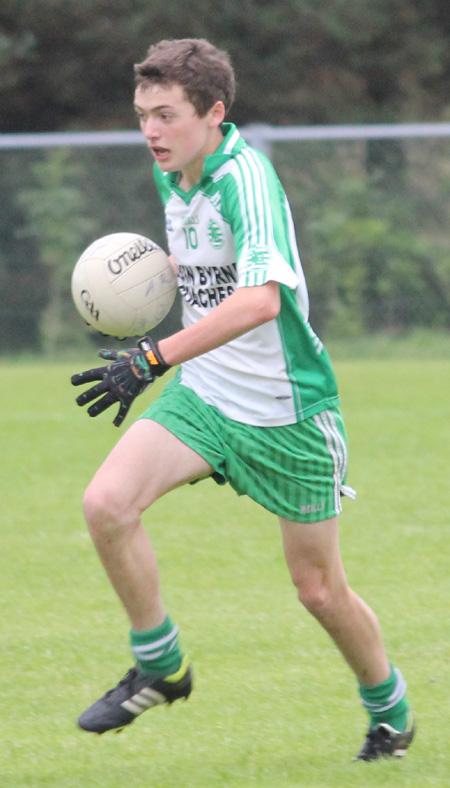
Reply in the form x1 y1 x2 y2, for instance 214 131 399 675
71 336 170 427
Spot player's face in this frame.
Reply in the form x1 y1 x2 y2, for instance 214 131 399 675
134 83 224 187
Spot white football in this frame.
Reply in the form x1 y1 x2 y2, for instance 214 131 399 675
71 232 177 338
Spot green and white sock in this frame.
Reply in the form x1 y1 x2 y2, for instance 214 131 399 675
359 663 409 732
130 616 183 676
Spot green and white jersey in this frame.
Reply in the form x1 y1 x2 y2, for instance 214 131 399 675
153 123 339 427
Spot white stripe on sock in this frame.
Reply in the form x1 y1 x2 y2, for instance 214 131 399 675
361 668 407 713
132 624 179 659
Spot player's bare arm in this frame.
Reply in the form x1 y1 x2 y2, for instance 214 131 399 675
159 280 281 366
71 280 280 426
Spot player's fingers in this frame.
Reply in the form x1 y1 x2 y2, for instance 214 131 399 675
75 379 110 406
87 391 118 418
168 254 178 275
113 401 129 427
71 366 108 386
98 349 119 361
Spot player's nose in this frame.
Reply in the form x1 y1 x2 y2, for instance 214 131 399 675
142 117 159 140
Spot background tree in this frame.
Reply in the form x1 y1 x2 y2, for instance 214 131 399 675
18 148 98 353
0 0 449 133
0 0 449 352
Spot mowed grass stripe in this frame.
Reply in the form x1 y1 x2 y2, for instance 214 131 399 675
0 358 448 787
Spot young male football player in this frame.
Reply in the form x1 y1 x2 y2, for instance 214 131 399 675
72 38 414 761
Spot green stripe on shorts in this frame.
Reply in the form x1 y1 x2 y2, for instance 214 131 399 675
139 374 355 523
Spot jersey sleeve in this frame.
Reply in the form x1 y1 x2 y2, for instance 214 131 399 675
221 148 301 291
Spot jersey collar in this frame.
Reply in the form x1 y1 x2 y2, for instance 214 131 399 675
201 122 245 178
166 122 245 196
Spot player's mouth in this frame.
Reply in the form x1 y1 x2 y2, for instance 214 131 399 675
151 145 171 162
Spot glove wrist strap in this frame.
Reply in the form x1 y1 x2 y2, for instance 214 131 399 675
138 336 171 375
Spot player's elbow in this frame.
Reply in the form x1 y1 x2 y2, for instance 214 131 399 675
258 299 280 324
255 281 281 323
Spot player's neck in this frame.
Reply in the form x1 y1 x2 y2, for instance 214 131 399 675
179 127 224 191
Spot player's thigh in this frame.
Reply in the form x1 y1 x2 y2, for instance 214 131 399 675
87 418 213 514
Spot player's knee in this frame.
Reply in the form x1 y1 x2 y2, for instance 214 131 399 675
292 571 337 619
297 586 331 618
82 482 133 541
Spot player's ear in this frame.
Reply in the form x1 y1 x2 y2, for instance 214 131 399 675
208 100 226 128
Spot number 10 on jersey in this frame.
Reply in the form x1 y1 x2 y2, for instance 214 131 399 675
183 227 198 249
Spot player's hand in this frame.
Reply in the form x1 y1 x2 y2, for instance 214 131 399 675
71 337 170 427
168 254 179 276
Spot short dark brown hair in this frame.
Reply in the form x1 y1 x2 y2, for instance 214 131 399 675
134 38 235 117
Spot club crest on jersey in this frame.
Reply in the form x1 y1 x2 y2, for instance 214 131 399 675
248 245 270 268
207 219 225 250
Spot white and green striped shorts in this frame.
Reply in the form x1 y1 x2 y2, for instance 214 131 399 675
140 377 356 523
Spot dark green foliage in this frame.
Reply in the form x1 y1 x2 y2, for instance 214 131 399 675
274 137 450 338
0 1 449 352
1 0 449 132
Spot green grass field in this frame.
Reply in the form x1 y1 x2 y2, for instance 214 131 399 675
1 358 449 787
